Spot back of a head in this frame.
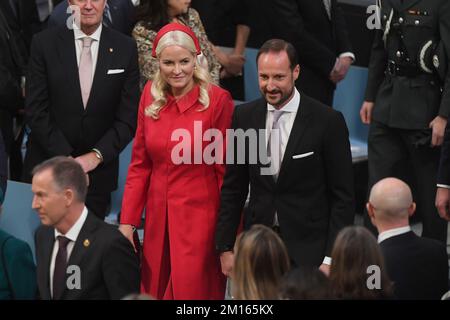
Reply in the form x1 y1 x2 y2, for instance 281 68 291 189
233 225 290 300
369 178 413 223
329 226 392 299
279 267 330 300
32 156 88 203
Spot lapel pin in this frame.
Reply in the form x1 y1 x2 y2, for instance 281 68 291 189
109 48 113 53
83 239 90 247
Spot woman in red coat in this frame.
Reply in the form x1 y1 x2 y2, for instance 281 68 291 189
119 23 234 300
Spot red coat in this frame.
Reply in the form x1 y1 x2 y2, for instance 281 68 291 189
120 82 234 299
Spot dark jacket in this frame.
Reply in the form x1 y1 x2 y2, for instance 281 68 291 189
215 93 355 267
0 229 37 300
23 25 140 193
35 212 140 300
380 231 449 299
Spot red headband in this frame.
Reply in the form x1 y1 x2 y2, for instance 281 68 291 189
151 23 201 58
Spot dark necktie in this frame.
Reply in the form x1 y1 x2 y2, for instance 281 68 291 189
53 236 71 300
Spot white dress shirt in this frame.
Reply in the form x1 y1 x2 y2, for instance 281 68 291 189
378 226 411 244
50 207 89 298
265 88 300 155
74 24 102 82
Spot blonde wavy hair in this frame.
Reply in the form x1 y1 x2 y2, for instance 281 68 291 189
146 30 212 119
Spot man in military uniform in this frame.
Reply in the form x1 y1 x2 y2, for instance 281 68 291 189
360 0 450 243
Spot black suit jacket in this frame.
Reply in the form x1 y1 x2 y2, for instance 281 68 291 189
47 0 135 35
380 231 449 300
35 212 140 300
24 25 140 193
215 93 355 267
264 0 353 104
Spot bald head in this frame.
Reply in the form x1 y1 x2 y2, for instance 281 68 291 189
369 178 414 221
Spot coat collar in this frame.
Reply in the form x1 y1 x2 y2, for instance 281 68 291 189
167 85 201 114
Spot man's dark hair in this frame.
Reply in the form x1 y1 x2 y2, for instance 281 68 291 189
32 156 87 202
256 39 298 70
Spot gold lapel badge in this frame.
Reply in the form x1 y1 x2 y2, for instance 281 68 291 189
83 239 90 247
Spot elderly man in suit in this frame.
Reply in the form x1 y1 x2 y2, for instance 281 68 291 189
368 177 449 300
33 157 140 300
215 39 355 276
24 0 140 220
48 0 135 35
264 0 355 106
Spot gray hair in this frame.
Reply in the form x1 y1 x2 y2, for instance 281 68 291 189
32 156 88 202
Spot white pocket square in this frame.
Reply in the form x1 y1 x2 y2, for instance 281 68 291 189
292 152 314 159
107 69 124 74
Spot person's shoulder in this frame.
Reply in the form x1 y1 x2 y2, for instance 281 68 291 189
416 234 448 253
106 27 135 46
209 84 232 100
32 26 64 43
187 7 201 20
301 93 338 116
234 98 265 114
0 230 32 255
91 217 126 243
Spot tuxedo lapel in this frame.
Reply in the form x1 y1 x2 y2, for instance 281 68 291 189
57 27 84 111
87 27 114 110
277 95 313 182
39 228 55 300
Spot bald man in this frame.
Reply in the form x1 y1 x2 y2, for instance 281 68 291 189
367 178 449 300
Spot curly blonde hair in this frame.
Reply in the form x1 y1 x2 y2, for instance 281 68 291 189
146 30 212 119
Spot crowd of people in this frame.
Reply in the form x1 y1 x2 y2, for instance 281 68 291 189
0 0 449 300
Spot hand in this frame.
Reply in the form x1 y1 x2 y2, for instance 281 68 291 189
360 101 375 124
429 116 447 147
220 251 234 277
74 152 101 173
329 56 353 84
435 188 450 221
319 263 331 277
119 224 137 252
223 54 245 76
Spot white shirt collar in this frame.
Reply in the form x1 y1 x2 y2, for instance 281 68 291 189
54 206 89 243
378 226 411 244
267 88 300 113
74 23 102 42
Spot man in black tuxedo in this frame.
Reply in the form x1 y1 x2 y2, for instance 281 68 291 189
367 177 448 300
24 0 140 220
215 39 355 276
33 157 140 300
263 0 354 106
48 0 135 35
